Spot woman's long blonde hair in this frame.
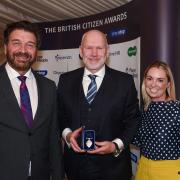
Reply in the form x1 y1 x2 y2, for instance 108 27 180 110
142 61 176 111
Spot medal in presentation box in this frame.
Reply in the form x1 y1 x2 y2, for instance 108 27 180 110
81 129 95 151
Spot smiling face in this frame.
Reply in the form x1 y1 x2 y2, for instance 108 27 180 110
4 29 37 75
144 67 170 101
80 30 109 74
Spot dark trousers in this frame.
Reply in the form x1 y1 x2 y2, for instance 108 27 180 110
67 157 103 180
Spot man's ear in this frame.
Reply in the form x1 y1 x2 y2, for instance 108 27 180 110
79 46 83 59
106 45 110 58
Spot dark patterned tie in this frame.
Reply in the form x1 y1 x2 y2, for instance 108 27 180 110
18 76 33 128
86 75 97 104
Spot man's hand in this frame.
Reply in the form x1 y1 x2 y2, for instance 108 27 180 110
87 141 116 155
66 127 85 153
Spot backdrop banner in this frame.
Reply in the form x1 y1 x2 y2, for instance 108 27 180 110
34 1 140 176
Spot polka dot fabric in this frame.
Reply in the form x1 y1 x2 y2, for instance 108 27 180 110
133 100 180 160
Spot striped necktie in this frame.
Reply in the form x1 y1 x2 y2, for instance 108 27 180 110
18 76 33 128
86 74 97 104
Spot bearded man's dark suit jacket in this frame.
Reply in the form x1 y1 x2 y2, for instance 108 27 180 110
57 66 140 180
0 63 63 180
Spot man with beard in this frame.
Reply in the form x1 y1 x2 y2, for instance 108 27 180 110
57 30 140 180
0 21 63 180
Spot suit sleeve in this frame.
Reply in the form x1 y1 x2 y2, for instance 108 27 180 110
120 76 140 148
57 75 70 134
49 82 64 180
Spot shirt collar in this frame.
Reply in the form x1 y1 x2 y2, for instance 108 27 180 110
5 62 33 81
84 65 105 78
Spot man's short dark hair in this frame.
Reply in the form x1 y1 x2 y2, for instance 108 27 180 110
4 20 41 48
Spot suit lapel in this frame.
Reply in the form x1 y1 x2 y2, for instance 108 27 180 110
32 73 45 130
92 66 114 105
71 68 84 129
90 66 115 130
0 65 29 131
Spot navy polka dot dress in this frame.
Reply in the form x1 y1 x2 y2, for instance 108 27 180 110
133 100 180 160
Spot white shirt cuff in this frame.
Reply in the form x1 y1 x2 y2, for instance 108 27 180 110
62 128 72 148
112 138 124 151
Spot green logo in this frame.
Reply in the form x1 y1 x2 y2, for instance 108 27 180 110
128 46 137 57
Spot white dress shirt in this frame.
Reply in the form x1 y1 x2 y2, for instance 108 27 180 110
82 66 105 96
5 63 38 118
62 65 124 152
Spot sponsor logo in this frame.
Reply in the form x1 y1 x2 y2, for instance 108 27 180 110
131 152 138 163
109 50 120 56
108 28 127 38
128 46 137 57
53 71 65 76
36 56 48 62
125 67 138 78
55 54 72 61
35 70 48 76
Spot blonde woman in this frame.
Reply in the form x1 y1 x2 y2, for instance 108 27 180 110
133 61 180 180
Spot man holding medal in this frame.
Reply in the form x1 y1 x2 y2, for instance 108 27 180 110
57 29 140 180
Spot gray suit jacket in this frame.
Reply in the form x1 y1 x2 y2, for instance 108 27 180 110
0 63 63 180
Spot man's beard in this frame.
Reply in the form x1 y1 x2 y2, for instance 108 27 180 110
6 51 36 72
82 56 106 72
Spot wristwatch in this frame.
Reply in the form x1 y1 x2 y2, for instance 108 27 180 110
113 142 121 157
